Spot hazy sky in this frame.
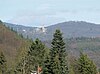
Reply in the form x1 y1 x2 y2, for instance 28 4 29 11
0 0 100 27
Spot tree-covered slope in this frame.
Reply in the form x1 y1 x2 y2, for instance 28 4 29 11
0 20 31 69
44 37 100 68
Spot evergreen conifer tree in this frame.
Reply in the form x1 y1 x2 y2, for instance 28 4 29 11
78 52 97 74
26 38 46 73
50 29 69 74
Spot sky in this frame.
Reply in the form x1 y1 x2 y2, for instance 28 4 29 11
0 0 100 27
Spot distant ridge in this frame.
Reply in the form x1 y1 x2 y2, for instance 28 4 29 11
4 21 100 40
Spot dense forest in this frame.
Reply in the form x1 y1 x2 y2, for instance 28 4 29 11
0 20 100 74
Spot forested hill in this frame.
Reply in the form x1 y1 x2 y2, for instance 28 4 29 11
0 20 30 68
47 21 100 38
1 20 100 73
4 21 100 40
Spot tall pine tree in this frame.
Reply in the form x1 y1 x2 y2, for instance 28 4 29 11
26 38 46 73
78 52 97 74
50 29 69 74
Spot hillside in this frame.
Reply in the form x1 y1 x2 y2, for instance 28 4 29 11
4 21 100 40
44 37 100 68
66 38 100 68
4 21 100 68
0 20 30 69
47 21 100 38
